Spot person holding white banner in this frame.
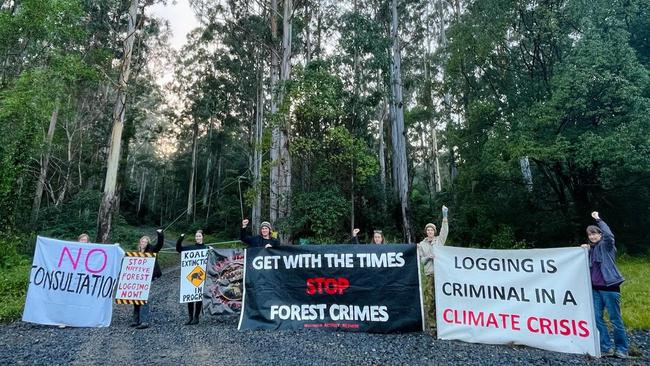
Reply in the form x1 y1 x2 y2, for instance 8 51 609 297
176 230 206 325
581 211 629 358
130 229 164 329
417 205 449 329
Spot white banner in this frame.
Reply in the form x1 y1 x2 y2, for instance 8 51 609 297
434 246 599 357
115 253 156 303
22 236 124 327
179 249 208 303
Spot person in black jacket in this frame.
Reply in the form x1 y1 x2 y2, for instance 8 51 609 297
240 219 280 248
351 228 385 244
176 230 206 325
131 229 164 329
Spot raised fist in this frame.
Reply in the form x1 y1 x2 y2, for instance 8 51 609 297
242 219 249 228
442 205 449 218
591 211 600 220
156 229 163 233
352 228 360 237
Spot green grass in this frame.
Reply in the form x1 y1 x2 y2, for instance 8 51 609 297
619 256 650 329
0 259 31 322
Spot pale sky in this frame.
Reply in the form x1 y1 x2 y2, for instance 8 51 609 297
148 0 198 51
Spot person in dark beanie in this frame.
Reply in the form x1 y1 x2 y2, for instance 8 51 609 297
351 229 385 244
131 229 164 329
240 219 280 248
176 230 206 325
581 211 628 358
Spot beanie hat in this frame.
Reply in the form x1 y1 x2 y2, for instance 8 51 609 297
260 221 272 230
424 223 437 232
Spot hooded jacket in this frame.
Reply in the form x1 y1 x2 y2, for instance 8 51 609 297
589 219 625 287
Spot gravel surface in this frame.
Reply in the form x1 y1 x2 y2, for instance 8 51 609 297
2 266 647 366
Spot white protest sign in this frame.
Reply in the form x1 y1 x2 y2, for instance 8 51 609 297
179 249 208 303
115 252 156 304
434 246 599 357
22 236 124 327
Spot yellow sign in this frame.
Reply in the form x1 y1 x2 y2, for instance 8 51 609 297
186 266 206 287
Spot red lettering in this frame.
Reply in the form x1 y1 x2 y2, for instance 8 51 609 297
443 308 453 323
578 320 590 337
305 277 349 295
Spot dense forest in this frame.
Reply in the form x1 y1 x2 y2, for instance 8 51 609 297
0 0 648 256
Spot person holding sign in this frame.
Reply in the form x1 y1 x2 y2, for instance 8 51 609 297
417 205 449 273
351 229 385 244
581 211 628 358
176 230 207 325
130 229 164 329
417 205 449 329
240 219 280 248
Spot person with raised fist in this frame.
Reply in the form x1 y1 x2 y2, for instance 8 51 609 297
581 211 628 358
240 219 280 248
176 229 206 325
131 229 164 329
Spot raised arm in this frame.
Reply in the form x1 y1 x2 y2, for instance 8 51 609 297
351 228 361 244
240 219 254 246
175 234 185 253
438 205 449 245
592 211 615 250
152 229 165 253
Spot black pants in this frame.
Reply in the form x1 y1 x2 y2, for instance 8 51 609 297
187 301 203 319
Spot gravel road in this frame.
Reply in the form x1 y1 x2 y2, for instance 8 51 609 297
1 266 647 365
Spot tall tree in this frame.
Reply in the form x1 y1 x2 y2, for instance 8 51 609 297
96 0 141 243
389 0 413 242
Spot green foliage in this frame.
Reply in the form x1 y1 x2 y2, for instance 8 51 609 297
287 188 350 243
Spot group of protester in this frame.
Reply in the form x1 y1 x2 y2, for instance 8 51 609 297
70 206 628 358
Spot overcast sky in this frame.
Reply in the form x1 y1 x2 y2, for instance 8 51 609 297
148 0 198 51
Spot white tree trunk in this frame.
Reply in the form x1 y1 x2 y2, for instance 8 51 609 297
96 0 139 243
390 0 412 243
252 63 264 231
31 99 60 221
269 0 280 224
187 121 198 218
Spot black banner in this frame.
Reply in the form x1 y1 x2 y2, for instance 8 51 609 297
238 244 424 333
204 248 244 315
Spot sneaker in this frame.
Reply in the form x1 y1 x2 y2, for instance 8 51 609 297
129 322 140 327
603 349 614 357
135 323 149 329
614 351 629 359
190 317 199 325
57 325 66 329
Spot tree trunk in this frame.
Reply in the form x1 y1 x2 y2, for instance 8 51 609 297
187 121 198 219
270 0 293 243
202 119 213 207
278 0 293 241
390 0 413 243
96 0 140 243
31 98 60 222
269 0 280 224
378 98 388 208
252 62 264 231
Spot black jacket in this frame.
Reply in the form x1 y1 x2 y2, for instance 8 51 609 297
145 230 165 280
240 227 281 248
176 235 207 252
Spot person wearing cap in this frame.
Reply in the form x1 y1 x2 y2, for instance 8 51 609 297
240 219 280 248
351 229 385 244
176 229 206 325
417 205 449 330
417 205 449 274
580 211 628 358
